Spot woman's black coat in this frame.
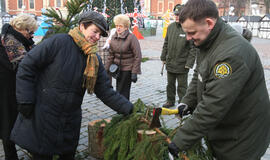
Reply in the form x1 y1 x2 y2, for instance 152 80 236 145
10 34 133 155
0 38 18 140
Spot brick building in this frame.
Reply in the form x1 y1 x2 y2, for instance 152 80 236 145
2 0 183 19
146 0 182 19
3 0 67 16
2 0 268 18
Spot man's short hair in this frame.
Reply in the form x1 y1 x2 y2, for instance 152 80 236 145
179 0 219 23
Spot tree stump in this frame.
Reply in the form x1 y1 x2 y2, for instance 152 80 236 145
88 119 110 159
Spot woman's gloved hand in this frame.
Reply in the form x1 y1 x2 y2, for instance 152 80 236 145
18 104 34 118
168 142 180 158
131 73 137 83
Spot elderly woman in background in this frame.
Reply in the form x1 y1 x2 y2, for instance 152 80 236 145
105 14 142 100
0 14 37 160
1 14 38 70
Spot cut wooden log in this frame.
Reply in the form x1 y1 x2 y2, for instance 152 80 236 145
88 119 110 159
137 129 157 142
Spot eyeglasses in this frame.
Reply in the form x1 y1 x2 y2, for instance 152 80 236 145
26 29 34 35
115 25 124 28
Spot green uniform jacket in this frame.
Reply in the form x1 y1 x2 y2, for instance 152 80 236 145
160 22 190 74
172 18 270 160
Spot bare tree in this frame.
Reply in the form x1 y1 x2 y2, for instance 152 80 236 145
220 0 229 16
233 0 247 16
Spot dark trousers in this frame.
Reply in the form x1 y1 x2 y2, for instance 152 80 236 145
116 71 132 100
2 139 18 160
32 153 75 160
166 72 188 104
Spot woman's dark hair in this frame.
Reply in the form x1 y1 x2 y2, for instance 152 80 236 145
179 0 219 23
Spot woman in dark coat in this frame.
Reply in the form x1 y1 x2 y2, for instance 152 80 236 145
0 14 37 160
0 38 18 160
105 14 142 100
10 11 133 160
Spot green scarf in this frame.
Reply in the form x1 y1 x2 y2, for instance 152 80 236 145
68 27 99 94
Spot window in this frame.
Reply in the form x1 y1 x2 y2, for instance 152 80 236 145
159 3 163 12
18 0 23 8
29 0 34 9
56 0 61 7
63 0 67 6
169 3 173 11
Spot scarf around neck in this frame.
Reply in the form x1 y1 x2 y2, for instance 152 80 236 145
68 27 99 94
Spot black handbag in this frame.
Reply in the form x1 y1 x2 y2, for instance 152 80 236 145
109 41 123 79
109 63 120 79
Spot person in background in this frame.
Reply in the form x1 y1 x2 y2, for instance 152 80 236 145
1 14 38 71
0 14 38 160
230 23 253 42
97 31 110 65
160 4 194 108
10 11 133 160
105 14 142 100
0 39 18 160
168 0 270 159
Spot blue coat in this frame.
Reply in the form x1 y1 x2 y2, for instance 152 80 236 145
11 34 133 155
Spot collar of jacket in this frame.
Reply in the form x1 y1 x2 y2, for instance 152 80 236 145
113 30 129 39
197 18 223 50
1 24 34 51
175 22 181 28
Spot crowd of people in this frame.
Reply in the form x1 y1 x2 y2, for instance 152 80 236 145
0 0 269 159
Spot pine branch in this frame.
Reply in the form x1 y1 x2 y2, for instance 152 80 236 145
100 99 213 160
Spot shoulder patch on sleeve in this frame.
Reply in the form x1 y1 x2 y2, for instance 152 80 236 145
214 62 232 79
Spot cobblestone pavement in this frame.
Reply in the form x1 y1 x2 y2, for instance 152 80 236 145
1 29 270 160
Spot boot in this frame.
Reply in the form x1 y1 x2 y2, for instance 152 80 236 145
162 102 174 108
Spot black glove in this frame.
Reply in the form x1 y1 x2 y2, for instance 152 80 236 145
168 142 180 158
18 104 35 118
177 103 193 118
131 73 137 83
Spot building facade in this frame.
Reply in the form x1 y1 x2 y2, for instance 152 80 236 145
148 0 182 19
2 0 268 18
214 0 266 16
4 0 67 16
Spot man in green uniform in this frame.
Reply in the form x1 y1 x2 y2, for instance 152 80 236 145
168 0 270 159
161 4 195 108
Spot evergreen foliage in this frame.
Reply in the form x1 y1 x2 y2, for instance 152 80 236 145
42 0 89 37
91 0 104 12
122 0 135 13
99 99 214 160
42 0 137 34
105 0 122 26
135 0 141 12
